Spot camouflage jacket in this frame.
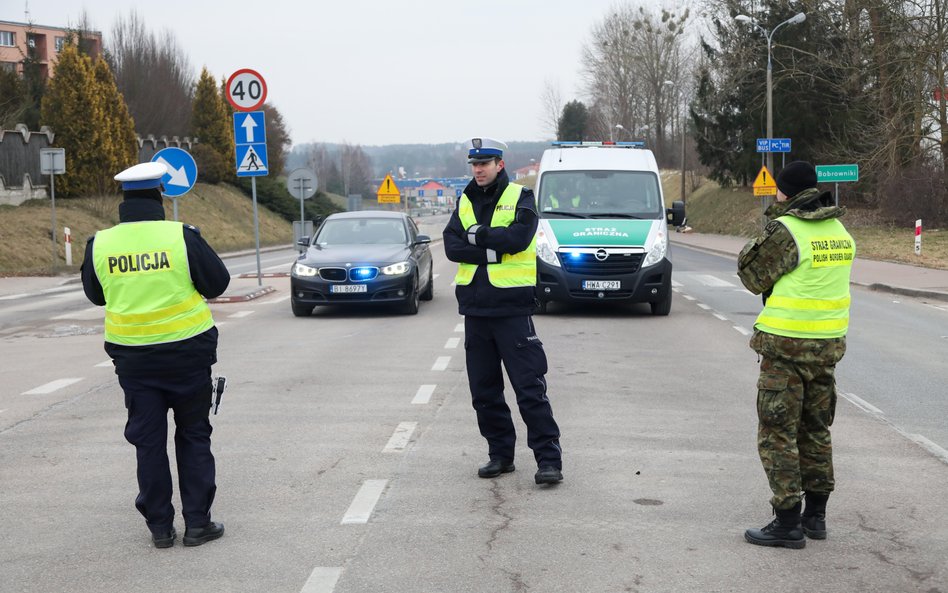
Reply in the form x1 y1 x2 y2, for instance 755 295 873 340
737 188 849 363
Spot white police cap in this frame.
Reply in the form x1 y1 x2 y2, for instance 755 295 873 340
114 162 169 190
467 137 507 163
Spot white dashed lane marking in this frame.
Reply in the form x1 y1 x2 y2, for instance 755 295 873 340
341 479 387 524
712 312 728 322
412 384 436 405
733 326 752 336
229 310 255 319
454 323 464 332
444 337 460 349
431 356 450 371
697 303 711 310
95 360 113 368
299 567 342 593
22 378 83 395
382 422 417 453
51 307 102 321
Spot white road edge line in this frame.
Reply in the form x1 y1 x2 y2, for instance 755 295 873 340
432 356 450 371
229 311 255 319
733 326 752 336
382 422 417 453
299 567 343 593
22 378 83 395
412 384 436 405
341 479 387 524
839 391 883 416
444 337 460 349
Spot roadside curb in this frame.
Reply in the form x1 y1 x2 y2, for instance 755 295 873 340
237 272 290 279
860 282 948 303
209 285 276 303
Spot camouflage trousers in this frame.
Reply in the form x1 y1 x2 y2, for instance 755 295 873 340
756 355 837 509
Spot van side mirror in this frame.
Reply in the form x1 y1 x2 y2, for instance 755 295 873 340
666 200 685 227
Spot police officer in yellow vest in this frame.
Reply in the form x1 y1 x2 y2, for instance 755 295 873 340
80 162 230 548
443 137 563 485
737 161 855 549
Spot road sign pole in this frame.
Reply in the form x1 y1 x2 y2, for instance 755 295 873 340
835 182 839 207
299 178 305 230
49 172 57 268
252 177 262 286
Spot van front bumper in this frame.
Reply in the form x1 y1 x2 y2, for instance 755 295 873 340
536 256 672 304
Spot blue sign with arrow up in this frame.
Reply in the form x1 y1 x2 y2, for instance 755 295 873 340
233 111 268 177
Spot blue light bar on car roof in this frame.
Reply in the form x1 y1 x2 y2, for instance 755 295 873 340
551 141 646 148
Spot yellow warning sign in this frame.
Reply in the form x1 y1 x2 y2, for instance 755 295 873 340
753 166 777 196
376 174 401 204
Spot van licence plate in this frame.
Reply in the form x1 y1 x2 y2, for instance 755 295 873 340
582 280 620 290
331 284 368 293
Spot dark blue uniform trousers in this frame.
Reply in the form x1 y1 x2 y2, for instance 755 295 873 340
464 315 562 469
118 369 216 534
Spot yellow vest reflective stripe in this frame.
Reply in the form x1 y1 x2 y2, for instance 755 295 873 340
455 183 537 288
755 215 855 338
549 194 580 208
93 220 214 345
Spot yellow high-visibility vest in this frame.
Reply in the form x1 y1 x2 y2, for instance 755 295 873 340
92 220 214 345
755 215 855 338
454 183 536 287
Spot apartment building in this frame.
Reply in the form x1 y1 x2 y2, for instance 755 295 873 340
0 20 102 78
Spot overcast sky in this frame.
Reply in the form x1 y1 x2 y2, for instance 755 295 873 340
10 0 638 147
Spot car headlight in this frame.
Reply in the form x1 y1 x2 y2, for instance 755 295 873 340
293 262 318 277
642 231 667 267
381 261 410 275
535 232 560 267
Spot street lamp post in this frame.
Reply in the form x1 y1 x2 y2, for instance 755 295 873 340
614 124 626 141
664 80 687 204
734 12 806 175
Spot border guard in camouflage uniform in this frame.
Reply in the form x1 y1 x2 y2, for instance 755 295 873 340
737 161 855 549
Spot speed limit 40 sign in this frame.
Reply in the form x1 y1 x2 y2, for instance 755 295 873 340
226 68 267 112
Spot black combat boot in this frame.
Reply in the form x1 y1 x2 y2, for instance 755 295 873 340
744 502 806 549
802 492 829 539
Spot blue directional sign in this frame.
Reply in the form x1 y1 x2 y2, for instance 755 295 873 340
151 147 198 197
233 111 268 177
757 138 791 153
456 189 462 198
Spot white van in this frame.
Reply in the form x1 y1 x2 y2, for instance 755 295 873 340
533 141 685 315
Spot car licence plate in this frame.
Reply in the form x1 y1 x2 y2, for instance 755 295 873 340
330 284 368 293
582 280 621 291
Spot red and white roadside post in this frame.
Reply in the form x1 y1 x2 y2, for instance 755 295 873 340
915 219 922 256
64 226 72 266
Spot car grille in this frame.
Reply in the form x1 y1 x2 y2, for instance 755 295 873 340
317 267 380 282
559 252 644 276
319 267 347 281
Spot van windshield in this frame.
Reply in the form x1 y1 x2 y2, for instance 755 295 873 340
537 170 663 219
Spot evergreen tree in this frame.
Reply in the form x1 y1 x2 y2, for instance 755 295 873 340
557 100 589 141
93 58 138 178
40 44 109 197
191 68 234 182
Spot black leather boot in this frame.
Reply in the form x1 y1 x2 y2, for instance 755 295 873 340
744 502 806 549
802 492 829 539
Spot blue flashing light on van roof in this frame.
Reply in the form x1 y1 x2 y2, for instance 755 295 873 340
551 141 646 148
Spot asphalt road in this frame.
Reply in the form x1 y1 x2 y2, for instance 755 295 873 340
1 233 946 593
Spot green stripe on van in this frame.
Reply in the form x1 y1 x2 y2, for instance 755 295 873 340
546 219 653 247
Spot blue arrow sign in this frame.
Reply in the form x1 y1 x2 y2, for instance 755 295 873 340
233 111 267 145
233 111 268 177
151 147 198 197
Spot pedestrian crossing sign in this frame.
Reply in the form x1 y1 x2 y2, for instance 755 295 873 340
236 144 268 177
752 165 777 196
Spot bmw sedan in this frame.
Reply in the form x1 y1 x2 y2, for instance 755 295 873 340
290 211 433 316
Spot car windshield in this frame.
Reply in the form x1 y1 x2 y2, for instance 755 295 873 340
316 218 407 245
537 170 663 219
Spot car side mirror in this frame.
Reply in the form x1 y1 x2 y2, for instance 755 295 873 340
297 237 311 248
413 234 431 246
666 200 685 227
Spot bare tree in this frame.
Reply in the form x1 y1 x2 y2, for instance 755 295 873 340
581 4 691 164
539 78 563 139
106 10 194 138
